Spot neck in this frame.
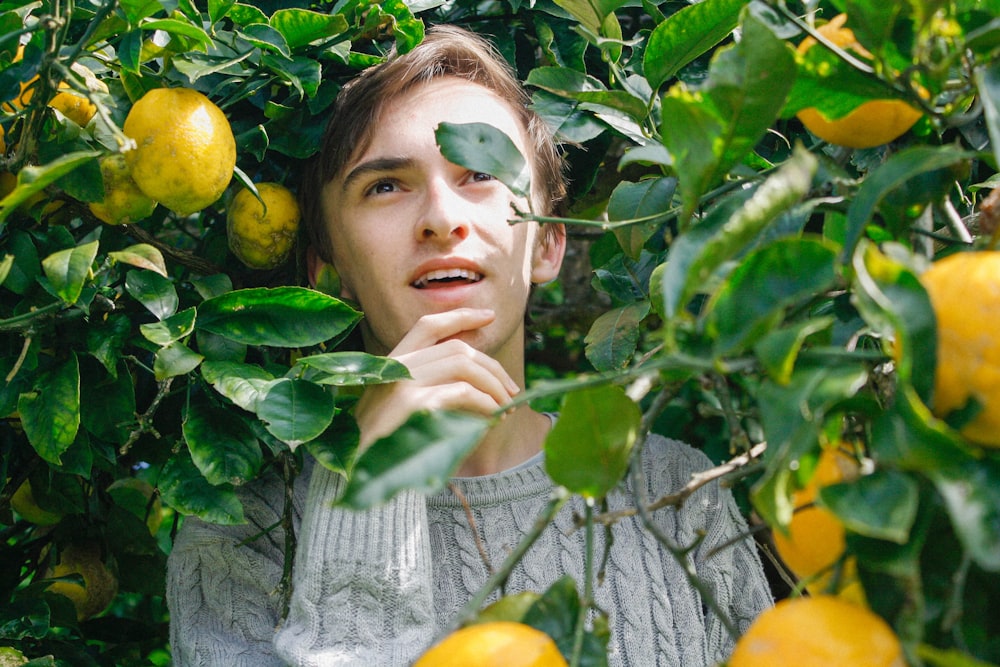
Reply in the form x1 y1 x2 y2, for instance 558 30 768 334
455 405 551 477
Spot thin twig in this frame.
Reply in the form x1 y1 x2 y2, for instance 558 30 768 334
449 481 494 575
123 224 226 276
119 378 173 455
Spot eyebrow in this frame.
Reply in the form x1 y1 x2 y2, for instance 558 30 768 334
340 156 415 194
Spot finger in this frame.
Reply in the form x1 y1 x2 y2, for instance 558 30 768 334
392 308 497 356
398 338 519 397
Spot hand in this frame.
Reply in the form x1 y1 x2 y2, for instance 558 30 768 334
353 308 520 451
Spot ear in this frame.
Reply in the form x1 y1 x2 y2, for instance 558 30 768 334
306 246 347 297
530 223 566 284
306 246 325 287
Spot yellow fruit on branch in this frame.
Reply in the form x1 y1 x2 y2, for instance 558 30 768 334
88 154 157 225
795 14 923 149
123 87 236 216
414 621 568 667
227 182 301 270
9 479 63 526
2 45 97 127
772 446 860 590
920 251 1000 447
728 595 905 667
45 541 118 621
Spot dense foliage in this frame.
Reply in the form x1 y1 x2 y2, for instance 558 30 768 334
1 0 998 664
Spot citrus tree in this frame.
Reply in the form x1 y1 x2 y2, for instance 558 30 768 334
1 0 999 664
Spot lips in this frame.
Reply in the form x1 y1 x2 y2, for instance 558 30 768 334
411 267 484 289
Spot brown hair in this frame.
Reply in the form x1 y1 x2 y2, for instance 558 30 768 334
301 25 567 264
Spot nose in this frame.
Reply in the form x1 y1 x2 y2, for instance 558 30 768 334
417 177 470 243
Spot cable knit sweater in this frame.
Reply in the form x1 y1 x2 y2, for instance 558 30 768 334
166 433 773 666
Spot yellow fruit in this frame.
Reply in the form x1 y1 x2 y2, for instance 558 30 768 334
0 646 28 667
227 182 300 269
107 477 163 535
414 622 568 667
728 595 905 667
920 251 1000 447
10 480 63 526
3 46 96 126
88 154 157 225
772 446 860 584
795 14 923 149
45 541 118 621
123 87 236 216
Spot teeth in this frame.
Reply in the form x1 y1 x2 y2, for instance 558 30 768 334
413 268 483 288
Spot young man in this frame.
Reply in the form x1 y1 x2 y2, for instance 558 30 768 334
166 25 772 666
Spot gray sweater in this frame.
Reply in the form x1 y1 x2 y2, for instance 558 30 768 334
166 433 772 666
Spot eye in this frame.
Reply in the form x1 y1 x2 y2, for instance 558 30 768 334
471 172 495 183
366 179 399 196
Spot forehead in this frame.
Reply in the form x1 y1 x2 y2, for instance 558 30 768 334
346 77 529 169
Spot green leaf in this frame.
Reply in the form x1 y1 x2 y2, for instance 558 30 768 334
584 301 650 372
79 361 136 445
140 307 197 346
305 412 359 477
18 354 80 465
820 470 919 543
153 342 204 380
183 396 263 486
339 411 489 509
201 361 275 411
522 576 609 666
929 457 1000 572
0 253 13 286
108 244 168 277
708 237 839 354
660 144 817 321
545 385 640 498
240 23 291 57
974 63 1000 169
140 18 212 51
644 0 748 90
918 644 1000 667
255 378 335 449
754 317 835 385
40 241 98 305
125 269 179 320
270 8 348 50
294 351 410 386
0 151 100 226
197 287 361 347
841 145 975 261
436 122 531 199
607 178 677 259
158 451 245 524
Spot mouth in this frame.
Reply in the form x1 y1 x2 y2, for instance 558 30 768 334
411 267 484 289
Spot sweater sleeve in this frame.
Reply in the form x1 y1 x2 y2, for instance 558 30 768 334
272 463 437 666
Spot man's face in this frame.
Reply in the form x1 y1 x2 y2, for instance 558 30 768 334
319 77 564 364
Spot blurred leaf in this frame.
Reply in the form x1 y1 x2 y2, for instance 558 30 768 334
2 231 39 295
584 301 650 372
753 317 834 385
158 450 245 524
183 396 262 486
339 411 489 509
522 576 609 666
108 244 167 277
153 341 204 380
545 385 639 498
841 145 975 261
929 457 1000 572
644 0 747 90
40 240 98 305
197 287 361 347
436 122 531 199
201 360 275 411
918 644 1000 667
140 307 197 346
256 378 335 449
821 470 919 543
18 354 80 465
125 269 179 320
975 62 1000 170
305 411 359 477
0 151 99 227
708 236 838 354
294 351 410 385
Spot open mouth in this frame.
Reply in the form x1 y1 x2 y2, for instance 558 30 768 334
411 268 484 289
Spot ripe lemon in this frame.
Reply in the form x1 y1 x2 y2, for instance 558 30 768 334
728 595 905 667
0 646 28 667
45 541 118 621
2 45 97 126
123 87 236 216
795 14 922 149
920 251 1000 447
88 153 157 225
227 182 300 269
414 621 568 667
772 446 860 587
10 479 63 526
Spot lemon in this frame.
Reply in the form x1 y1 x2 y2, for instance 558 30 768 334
88 153 157 225
0 646 28 667
795 14 923 149
920 251 1000 447
10 479 63 526
45 541 118 621
414 621 568 667
123 87 236 216
227 182 300 269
